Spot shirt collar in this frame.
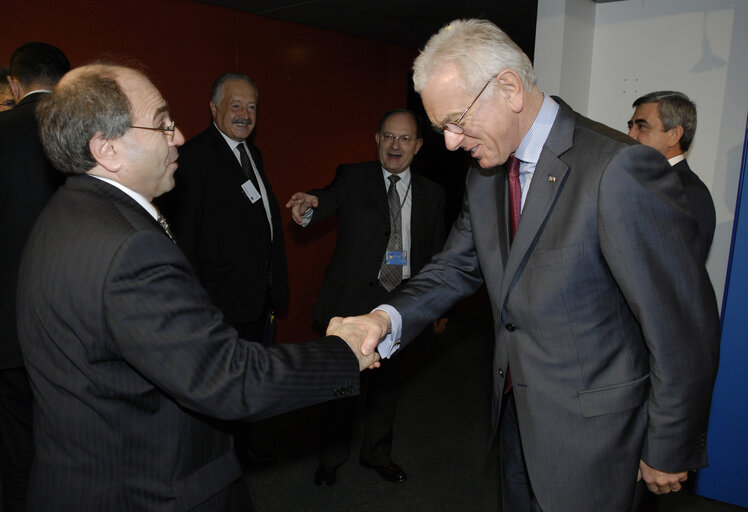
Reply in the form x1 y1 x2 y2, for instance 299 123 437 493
514 94 560 166
381 167 411 185
214 122 247 152
90 175 158 220
668 154 686 166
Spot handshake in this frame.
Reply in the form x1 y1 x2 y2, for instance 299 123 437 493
326 311 392 371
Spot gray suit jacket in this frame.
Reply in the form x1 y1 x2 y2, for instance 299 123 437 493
17 175 360 511
387 100 720 511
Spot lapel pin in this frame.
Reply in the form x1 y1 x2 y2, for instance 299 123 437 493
547 176 556 182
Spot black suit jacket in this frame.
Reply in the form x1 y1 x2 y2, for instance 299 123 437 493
672 159 716 263
0 92 63 369
17 175 360 511
308 161 445 325
158 124 288 324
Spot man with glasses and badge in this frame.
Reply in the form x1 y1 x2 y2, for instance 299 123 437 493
342 19 720 512
287 109 446 488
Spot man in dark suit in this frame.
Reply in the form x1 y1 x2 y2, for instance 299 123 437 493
287 109 446 487
0 42 69 512
628 90 716 262
158 73 287 346
349 20 720 512
18 63 377 512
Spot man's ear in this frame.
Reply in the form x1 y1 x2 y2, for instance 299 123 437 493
667 124 685 150
8 76 22 102
89 133 120 173
414 137 424 155
496 69 525 113
209 101 218 119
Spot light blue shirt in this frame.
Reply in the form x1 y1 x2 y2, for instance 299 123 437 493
377 94 560 358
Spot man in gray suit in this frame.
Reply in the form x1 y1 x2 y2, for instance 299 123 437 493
17 63 377 511
348 19 720 512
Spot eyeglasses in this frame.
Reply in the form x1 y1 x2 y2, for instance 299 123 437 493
130 120 176 141
439 78 494 135
380 133 415 145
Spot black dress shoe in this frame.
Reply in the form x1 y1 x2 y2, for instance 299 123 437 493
360 459 407 483
314 465 337 487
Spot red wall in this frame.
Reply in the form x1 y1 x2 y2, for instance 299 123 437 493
3 0 418 343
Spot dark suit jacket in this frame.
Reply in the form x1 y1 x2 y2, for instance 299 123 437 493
17 175 360 511
158 124 288 325
672 159 716 263
386 100 720 511
308 162 445 325
0 92 63 369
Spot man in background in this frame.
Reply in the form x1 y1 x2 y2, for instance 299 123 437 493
628 90 716 262
159 72 287 347
287 109 445 487
0 42 69 512
19 63 377 511
158 72 290 465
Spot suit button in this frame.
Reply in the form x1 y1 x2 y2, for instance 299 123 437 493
498 369 504 376
505 323 516 331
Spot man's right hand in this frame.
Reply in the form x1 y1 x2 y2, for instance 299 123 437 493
285 192 319 225
337 311 391 358
327 317 380 371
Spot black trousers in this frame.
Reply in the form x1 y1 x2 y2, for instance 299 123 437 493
0 367 34 512
317 351 403 468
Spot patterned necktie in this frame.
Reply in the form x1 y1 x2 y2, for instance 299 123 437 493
507 155 522 240
379 175 402 292
157 214 176 243
236 143 260 190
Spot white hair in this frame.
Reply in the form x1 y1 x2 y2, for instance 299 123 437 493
413 19 536 94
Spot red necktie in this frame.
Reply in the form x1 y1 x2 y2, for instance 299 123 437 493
504 155 521 393
507 155 521 239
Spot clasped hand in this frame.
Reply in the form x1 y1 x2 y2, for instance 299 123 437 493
326 311 391 371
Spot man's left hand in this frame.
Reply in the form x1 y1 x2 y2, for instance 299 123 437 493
637 459 688 494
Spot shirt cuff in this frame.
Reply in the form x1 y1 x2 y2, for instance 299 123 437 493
300 207 314 227
372 304 402 359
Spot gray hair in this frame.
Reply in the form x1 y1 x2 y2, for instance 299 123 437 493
210 72 258 104
37 65 132 175
413 19 536 95
632 91 697 152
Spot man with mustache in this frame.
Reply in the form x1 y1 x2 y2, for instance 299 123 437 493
160 73 288 348
159 72 289 465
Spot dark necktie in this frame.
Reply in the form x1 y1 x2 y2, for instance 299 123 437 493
504 155 522 394
157 214 176 243
507 155 522 239
236 142 260 191
379 174 402 292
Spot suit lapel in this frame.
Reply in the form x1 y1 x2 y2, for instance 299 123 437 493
499 103 575 306
365 162 389 220
208 125 247 184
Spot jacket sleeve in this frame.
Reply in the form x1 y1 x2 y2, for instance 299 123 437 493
103 230 360 421
597 144 720 472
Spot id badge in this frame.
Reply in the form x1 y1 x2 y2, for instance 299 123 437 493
386 250 407 265
241 179 262 203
